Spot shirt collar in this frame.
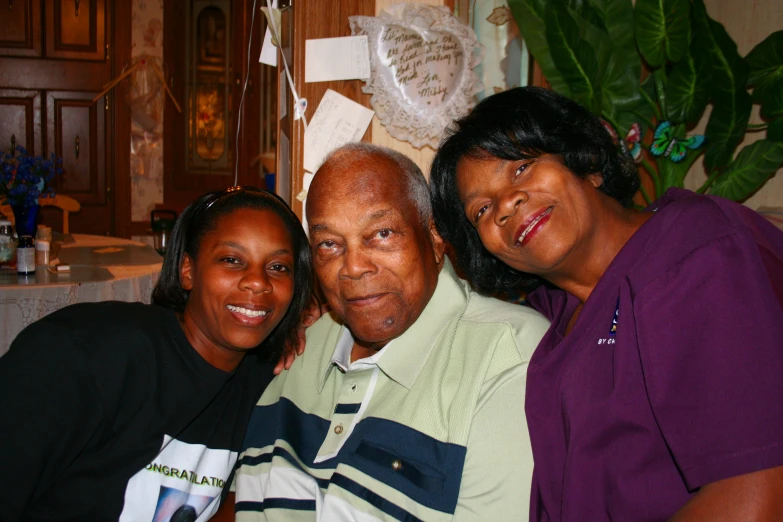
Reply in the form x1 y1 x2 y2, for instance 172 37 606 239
328 327 391 373
317 258 469 391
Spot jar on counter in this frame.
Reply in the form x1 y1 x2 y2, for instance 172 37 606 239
0 220 14 265
17 235 35 275
36 239 50 267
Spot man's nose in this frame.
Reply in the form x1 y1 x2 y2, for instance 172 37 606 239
494 189 529 227
339 245 376 280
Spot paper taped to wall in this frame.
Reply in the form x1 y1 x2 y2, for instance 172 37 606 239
303 89 374 174
305 35 371 83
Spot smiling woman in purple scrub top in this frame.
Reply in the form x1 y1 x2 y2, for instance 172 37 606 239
430 86 783 522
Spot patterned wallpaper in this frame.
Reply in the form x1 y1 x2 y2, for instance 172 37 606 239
130 0 165 223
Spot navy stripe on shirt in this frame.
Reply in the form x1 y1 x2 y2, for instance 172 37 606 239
236 498 316 512
334 403 362 414
332 473 425 522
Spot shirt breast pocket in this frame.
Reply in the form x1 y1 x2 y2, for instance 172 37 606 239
336 418 466 514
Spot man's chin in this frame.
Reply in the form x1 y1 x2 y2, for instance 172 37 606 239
345 320 405 349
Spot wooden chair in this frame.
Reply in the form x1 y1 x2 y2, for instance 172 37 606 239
0 195 81 234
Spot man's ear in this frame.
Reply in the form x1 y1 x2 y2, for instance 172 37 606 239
180 254 194 291
427 218 446 266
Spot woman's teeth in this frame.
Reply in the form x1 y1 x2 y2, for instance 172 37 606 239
517 207 553 243
227 305 267 317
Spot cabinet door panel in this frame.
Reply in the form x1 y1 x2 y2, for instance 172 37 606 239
47 91 106 208
0 0 41 58
45 0 106 61
0 89 41 155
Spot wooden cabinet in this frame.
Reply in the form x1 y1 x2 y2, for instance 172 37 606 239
0 0 41 58
45 0 107 61
0 89 42 156
0 1 130 236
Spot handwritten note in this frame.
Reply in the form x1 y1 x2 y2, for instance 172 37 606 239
305 36 371 83
378 26 464 106
303 89 374 174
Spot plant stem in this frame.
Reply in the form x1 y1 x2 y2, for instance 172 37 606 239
697 169 723 194
639 87 662 121
640 157 662 197
638 183 652 206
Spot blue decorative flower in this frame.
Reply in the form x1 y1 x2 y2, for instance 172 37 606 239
1 145 63 208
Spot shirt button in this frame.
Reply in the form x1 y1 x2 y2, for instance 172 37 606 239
392 459 402 471
334 424 344 434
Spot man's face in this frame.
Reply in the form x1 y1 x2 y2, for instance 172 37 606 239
307 155 444 349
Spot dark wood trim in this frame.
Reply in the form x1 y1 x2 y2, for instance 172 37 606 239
113 0 132 238
131 221 152 237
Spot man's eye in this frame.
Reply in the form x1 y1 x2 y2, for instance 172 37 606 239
375 229 393 239
317 240 335 250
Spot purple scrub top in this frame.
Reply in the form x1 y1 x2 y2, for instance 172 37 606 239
525 188 783 521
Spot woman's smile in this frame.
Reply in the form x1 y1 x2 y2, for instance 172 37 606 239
515 206 554 246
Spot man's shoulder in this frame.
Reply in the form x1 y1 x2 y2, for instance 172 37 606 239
458 292 550 362
258 313 343 404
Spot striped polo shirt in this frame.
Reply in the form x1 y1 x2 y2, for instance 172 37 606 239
234 260 549 521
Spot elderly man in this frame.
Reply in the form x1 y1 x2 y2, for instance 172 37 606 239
233 144 549 521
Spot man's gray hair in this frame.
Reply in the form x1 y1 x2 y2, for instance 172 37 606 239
320 143 433 226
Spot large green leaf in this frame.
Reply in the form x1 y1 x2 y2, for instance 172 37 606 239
704 92 753 171
709 140 783 200
691 0 751 171
746 31 783 121
580 0 645 133
746 30 783 88
665 50 709 123
634 0 690 68
768 118 783 142
586 0 640 78
656 157 690 191
545 2 600 111
507 0 570 95
758 82 783 120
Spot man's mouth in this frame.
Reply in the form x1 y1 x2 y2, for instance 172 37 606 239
346 294 387 306
516 206 553 245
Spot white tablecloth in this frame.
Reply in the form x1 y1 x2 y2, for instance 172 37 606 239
0 234 162 356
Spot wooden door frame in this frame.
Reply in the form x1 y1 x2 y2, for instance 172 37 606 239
113 1 132 238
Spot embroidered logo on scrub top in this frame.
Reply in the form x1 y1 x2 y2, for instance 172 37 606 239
597 298 619 345
610 298 619 336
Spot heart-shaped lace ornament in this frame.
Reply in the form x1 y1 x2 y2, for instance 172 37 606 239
350 4 483 149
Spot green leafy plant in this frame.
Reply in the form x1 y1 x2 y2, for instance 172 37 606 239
507 0 783 203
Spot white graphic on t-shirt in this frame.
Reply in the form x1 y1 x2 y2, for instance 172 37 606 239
119 435 237 522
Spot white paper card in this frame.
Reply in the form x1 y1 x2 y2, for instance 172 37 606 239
305 36 371 83
259 28 277 66
259 0 279 66
303 89 374 174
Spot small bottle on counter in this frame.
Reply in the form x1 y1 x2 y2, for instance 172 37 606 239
35 239 50 267
17 235 35 275
36 224 52 243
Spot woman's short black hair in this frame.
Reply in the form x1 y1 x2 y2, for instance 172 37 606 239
152 187 313 359
430 86 640 295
